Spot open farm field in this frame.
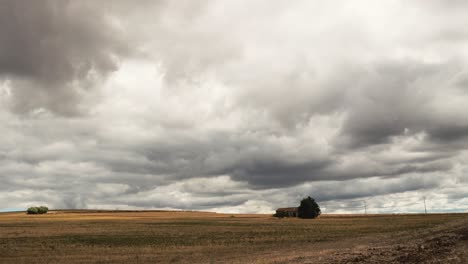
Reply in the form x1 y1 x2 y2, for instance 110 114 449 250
0 211 467 263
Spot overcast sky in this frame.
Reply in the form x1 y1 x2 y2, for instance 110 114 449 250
1 0 467 213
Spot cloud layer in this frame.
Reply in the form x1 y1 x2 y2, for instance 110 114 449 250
0 0 467 213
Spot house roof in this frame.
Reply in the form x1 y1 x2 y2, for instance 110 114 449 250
276 207 298 212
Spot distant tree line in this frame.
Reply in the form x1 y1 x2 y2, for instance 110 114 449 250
27 206 48 214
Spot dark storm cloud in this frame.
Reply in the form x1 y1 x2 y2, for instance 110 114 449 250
87 127 455 188
0 0 129 115
120 134 331 187
339 60 468 148
308 175 443 202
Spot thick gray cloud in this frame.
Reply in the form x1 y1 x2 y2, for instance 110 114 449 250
0 0 467 213
0 0 129 115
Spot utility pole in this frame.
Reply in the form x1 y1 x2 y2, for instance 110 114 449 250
364 200 367 215
423 197 427 214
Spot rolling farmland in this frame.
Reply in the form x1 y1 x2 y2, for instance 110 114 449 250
0 211 467 263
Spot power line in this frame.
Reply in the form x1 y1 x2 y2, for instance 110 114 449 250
423 197 427 214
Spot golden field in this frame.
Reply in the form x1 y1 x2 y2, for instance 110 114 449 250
0 210 467 263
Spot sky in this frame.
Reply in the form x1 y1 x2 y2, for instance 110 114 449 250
0 0 467 214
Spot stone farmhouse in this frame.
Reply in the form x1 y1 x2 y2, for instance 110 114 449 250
275 207 298 217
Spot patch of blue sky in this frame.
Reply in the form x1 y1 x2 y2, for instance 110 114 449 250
0 207 24 212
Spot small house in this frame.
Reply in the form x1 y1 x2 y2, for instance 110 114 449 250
275 207 298 217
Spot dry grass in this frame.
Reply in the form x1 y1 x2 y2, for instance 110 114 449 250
0 210 466 263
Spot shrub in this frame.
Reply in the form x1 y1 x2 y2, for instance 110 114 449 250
27 206 48 214
38 206 48 214
273 211 286 218
298 196 321 219
27 207 39 214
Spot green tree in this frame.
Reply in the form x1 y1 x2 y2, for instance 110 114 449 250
298 196 321 219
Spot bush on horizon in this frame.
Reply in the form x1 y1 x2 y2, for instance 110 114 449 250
273 211 287 218
27 206 48 214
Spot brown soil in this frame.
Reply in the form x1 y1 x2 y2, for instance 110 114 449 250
0 211 466 263
285 217 468 263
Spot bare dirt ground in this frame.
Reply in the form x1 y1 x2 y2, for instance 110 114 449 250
286 216 468 263
0 211 466 263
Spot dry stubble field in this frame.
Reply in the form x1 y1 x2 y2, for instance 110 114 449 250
0 210 467 263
